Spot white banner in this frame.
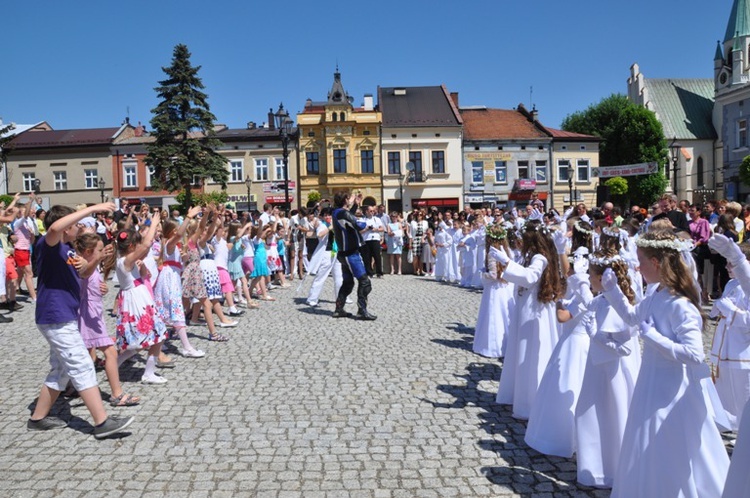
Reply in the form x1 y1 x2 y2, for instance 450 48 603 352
596 162 658 178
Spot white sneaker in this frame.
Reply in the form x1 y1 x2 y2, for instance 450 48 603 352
267 283 275 290
141 374 168 385
218 320 238 328
179 348 206 358
307 301 318 307
345 297 353 304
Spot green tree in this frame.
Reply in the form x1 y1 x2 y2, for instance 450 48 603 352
739 155 750 188
562 94 668 207
0 122 16 169
306 190 321 206
604 176 628 195
174 189 228 210
146 44 227 208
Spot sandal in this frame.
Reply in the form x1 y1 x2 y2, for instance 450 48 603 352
109 393 141 407
247 302 260 309
209 333 230 342
259 296 276 301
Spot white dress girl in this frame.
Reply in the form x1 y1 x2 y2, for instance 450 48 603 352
472 259 513 358
471 227 487 288
459 232 476 288
575 295 640 488
433 225 451 282
525 271 592 458
604 285 729 498
495 253 558 419
709 278 750 430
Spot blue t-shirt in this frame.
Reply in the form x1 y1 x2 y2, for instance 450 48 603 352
35 236 81 324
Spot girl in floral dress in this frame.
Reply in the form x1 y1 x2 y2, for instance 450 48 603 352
154 206 205 358
180 215 222 342
198 209 238 330
114 211 170 385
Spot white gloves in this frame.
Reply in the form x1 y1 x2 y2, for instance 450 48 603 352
714 297 738 317
528 207 544 221
639 320 655 338
489 246 510 265
553 229 568 255
709 234 745 265
601 268 617 292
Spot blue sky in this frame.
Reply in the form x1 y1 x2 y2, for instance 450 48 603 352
0 0 730 131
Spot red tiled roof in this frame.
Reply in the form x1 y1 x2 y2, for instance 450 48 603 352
545 127 601 141
461 108 548 140
6 127 120 149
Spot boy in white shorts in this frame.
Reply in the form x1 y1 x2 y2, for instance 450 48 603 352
28 202 133 439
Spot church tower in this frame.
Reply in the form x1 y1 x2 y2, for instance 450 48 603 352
717 0 750 92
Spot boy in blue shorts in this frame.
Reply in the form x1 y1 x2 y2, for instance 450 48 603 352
28 202 134 439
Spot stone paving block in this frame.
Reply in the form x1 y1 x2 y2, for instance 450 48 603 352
0 277 729 497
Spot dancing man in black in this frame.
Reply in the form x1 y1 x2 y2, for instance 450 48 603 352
332 190 376 320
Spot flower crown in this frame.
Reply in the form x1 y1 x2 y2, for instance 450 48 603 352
486 224 507 241
601 226 619 237
525 221 550 235
588 253 623 267
573 220 593 234
635 236 695 253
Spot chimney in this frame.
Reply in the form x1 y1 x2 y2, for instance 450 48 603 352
268 108 275 130
530 106 538 122
363 94 374 111
305 98 313 108
134 121 145 137
450 92 459 107
247 121 256 130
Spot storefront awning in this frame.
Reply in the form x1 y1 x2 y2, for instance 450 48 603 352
508 191 548 201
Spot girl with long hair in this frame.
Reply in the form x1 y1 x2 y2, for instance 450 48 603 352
113 212 171 384
154 207 205 358
491 219 565 419
574 250 640 488
602 229 728 497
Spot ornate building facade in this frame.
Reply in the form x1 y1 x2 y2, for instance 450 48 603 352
296 70 382 206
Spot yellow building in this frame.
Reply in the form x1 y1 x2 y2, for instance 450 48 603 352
296 69 382 206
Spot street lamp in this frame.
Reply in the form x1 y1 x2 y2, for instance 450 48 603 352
98 177 106 202
567 162 574 206
669 137 682 197
245 175 253 213
274 102 294 214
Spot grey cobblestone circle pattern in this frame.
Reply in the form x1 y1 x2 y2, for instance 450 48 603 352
0 275 726 497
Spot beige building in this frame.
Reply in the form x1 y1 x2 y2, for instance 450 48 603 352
296 69 382 206
212 119 299 212
546 128 601 209
3 124 133 208
380 86 464 214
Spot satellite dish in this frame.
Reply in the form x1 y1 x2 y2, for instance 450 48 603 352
406 161 415 172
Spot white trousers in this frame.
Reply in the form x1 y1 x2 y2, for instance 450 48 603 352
307 254 343 305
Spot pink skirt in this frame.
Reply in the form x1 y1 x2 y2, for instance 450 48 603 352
217 267 235 293
241 257 254 275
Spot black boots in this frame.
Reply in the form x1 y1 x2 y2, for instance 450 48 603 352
356 309 377 321
332 300 352 318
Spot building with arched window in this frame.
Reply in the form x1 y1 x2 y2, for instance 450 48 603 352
296 69 382 206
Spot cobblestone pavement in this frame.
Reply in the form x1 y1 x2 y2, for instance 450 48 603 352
0 275 728 497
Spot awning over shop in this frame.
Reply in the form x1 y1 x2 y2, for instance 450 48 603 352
411 198 459 209
507 191 548 201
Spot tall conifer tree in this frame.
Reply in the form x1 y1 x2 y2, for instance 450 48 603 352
147 44 227 208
